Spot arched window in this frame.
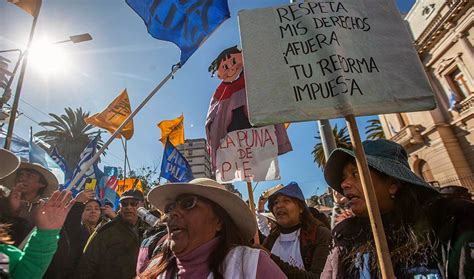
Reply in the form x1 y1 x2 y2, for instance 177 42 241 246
417 160 434 182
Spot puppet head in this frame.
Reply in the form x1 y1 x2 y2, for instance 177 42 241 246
208 46 243 83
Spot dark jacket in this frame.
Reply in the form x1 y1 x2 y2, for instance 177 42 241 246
331 196 474 278
75 216 141 279
263 220 331 279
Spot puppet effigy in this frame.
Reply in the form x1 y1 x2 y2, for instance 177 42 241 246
205 46 292 170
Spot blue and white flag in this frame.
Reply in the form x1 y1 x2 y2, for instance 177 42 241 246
160 138 193 182
65 135 104 196
0 129 29 160
50 146 69 178
29 139 65 185
126 0 230 65
448 90 459 111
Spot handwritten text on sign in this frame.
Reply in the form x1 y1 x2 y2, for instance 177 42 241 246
239 0 435 126
216 126 280 183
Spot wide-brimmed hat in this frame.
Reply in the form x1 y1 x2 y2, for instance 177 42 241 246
324 139 437 194
0 161 59 198
268 182 308 211
147 178 257 241
0 149 20 179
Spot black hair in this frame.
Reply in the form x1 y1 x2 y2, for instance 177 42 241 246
208 45 241 76
139 195 248 279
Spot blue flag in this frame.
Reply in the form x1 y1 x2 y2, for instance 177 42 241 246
126 0 230 65
160 138 193 182
96 166 120 210
29 139 65 185
65 135 104 196
0 129 29 160
50 146 69 178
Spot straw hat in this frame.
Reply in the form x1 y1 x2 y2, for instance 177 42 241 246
147 178 257 241
0 149 20 179
0 161 59 198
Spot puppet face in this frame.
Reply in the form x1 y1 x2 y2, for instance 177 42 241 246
217 52 243 83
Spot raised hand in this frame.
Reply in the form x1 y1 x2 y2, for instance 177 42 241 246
101 204 117 219
75 189 96 203
9 183 24 214
36 190 75 230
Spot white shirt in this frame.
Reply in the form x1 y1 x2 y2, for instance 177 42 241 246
271 229 305 269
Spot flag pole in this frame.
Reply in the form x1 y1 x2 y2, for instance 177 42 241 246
66 64 181 190
4 3 42 150
246 180 260 244
345 114 394 278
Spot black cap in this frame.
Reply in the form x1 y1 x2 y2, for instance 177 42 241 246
119 189 144 202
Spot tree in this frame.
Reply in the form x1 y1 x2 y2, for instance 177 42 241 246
127 165 160 195
34 107 100 172
365 118 386 140
312 124 352 168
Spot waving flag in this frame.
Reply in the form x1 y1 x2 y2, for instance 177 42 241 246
50 146 69 178
116 178 144 197
8 0 41 17
126 0 230 65
85 89 134 140
160 138 193 183
96 166 120 210
29 139 65 184
158 114 185 146
0 129 29 160
65 135 104 196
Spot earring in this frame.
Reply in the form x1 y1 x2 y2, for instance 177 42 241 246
390 194 396 199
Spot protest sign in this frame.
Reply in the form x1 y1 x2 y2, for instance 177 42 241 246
216 126 280 183
239 0 436 126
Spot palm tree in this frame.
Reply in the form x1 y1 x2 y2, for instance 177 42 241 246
365 118 385 140
312 124 352 168
34 107 100 172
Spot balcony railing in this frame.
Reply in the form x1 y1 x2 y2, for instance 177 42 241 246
429 173 474 193
458 94 474 115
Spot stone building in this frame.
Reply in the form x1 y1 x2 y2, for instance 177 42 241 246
176 138 213 179
379 0 473 191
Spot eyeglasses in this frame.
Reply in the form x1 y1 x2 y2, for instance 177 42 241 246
164 196 199 214
121 200 138 207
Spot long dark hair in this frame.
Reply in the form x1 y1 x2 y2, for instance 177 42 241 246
336 168 441 277
139 196 249 279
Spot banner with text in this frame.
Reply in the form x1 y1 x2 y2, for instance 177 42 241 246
216 126 280 183
238 0 436 126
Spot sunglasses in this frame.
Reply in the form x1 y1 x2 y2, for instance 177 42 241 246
121 200 138 207
164 195 199 214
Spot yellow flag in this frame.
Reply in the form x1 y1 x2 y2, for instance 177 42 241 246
8 0 41 16
85 89 134 140
116 178 143 197
157 114 185 146
284 123 290 129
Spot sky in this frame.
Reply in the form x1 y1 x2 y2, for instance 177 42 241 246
0 0 416 200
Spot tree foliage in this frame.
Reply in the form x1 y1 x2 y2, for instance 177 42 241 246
34 107 102 172
365 118 385 140
312 124 352 169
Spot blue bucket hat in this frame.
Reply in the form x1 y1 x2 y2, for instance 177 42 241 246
324 139 438 194
268 182 308 211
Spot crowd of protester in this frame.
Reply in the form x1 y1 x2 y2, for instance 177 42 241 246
1 139 473 278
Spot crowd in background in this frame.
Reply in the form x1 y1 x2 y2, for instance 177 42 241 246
1 139 473 278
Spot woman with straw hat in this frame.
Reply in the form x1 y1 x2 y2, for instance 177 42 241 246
140 178 286 278
321 139 474 278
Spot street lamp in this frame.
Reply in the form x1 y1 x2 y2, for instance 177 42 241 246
2 33 93 149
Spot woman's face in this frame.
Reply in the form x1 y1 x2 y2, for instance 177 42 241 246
82 201 101 225
340 162 399 216
272 195 303 228
165 195 222 257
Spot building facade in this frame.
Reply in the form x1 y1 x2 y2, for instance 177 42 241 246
176 138 213 179
379 0 473 191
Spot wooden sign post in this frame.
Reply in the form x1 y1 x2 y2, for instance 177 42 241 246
346 115 394 278
246 180 260 245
